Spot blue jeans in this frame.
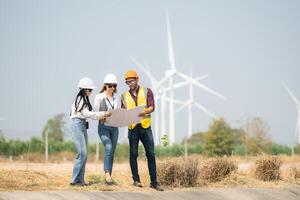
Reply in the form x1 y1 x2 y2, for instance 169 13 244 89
98 123 119 175
71 118 88 184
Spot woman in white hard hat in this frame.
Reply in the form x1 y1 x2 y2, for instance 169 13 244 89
70 77 112 186
94 74 119 185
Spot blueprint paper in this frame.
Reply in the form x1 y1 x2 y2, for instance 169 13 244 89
104 106 145 127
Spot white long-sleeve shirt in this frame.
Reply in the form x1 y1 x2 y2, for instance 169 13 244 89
70 96 106 120
94 92 120 111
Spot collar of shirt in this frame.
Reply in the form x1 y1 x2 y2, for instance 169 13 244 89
129 85 140 97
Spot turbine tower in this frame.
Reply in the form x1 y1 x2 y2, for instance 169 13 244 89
283 82 300 155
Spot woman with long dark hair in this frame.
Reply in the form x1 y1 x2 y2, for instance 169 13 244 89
70 77 112 186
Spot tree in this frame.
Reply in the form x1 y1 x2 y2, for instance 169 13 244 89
0 130 9 155
186 132 205 145
242 117 272 155
42 113 66 142
29 137 44 153
295 144 300 155
7 139 27 156
203 118 236 156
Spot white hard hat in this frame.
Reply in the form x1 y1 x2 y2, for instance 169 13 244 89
77 77 97 89
104 73 118 84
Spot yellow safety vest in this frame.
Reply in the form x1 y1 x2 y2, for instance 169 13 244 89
123 86 151 130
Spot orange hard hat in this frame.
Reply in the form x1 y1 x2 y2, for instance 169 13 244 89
124 70 139 80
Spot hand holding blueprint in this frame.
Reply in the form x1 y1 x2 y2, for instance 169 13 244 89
104 106 145 127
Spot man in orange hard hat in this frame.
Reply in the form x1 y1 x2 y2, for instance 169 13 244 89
121 70 163 191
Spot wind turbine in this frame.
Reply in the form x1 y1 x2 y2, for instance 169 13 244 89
283 82 300 155
176 72 218 157
130 57 207 145
155 10 226 144
177 72 217 138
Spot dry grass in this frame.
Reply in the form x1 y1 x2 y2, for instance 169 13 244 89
253 156 282 181
157 156 200 187
0 169 68 191
0 155 299 191
279 155 300 163
199 157 238 183
0 161 155 192
282 164 300 182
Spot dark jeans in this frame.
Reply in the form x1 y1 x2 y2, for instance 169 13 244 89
128 124 157 184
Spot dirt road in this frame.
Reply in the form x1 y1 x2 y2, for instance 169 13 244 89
0 187 299 200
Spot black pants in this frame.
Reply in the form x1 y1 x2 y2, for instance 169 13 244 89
128 124 157 184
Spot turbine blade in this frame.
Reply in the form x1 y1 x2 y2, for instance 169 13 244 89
176 72 227 101
155 72 174 89
283 82 300 106
173 74 208 89
163 74 209 92
176 102 189 113
165 97 185 105
194 102 217 118
166 10 176 70
130 56 158 83
195 74 209 81
172 81 190 90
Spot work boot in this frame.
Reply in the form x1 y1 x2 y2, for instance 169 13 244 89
133 181 143 188
150 183 164 191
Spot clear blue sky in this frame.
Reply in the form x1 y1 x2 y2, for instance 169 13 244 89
0 0 299 145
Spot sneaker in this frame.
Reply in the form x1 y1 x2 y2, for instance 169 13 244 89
70 182 77 186
150 183 164 191
105 180 113 185
105 172 113 185
133 181 143 188
70 182 89 186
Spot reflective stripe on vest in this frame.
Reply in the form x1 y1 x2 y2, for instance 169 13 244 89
124 87 151 130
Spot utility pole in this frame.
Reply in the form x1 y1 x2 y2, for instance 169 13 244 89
184 137 188 158
45 128 48 162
